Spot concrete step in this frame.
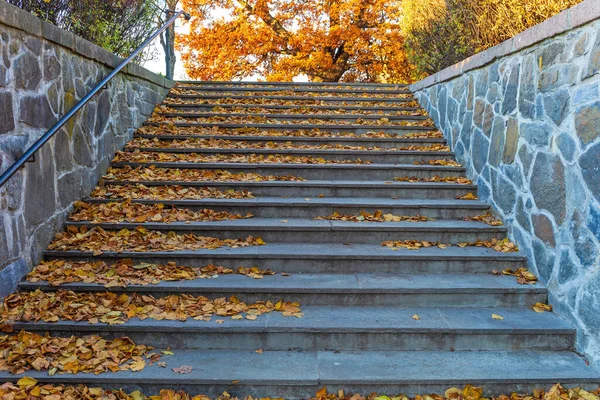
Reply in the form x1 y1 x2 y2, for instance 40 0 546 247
135 133 446 148
156 112 429 122
176 80 411 89
12 306 571 351
65 218 507 244
100 180 478 199
83 197 490 219
144 121 432 134
44 243 527 274
20 273 544 308
172 86 413 95
167 93 417 104
111 162 465 181
164 103 422 113
2 350 597 397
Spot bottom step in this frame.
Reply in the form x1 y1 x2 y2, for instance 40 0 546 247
3 350 598 398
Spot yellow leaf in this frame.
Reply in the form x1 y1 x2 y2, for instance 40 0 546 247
492 314 504 320
17 377 37 387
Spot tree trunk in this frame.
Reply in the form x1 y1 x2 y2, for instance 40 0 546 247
309 52 350 82
164 9 177 80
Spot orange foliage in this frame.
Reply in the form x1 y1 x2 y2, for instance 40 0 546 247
177 0 416 83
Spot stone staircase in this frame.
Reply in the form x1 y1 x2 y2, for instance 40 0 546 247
2 81 600 397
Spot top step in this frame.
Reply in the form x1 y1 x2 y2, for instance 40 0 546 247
177 81 410 89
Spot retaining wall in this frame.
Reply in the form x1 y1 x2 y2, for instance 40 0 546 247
412 0 600 364
0 1 174 296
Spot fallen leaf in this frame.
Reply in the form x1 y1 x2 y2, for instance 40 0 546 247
172 365 193 374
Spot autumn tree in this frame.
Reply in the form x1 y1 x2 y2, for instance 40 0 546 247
177 0 415 83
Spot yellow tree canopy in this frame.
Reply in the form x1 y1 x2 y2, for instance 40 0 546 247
178 0 415 83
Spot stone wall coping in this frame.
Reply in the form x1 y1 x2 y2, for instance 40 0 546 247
0 1 174 89
410 0 600 91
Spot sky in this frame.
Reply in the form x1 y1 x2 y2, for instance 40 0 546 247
142 19 190 80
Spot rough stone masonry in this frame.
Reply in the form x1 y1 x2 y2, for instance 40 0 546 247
412 1 600 365
0 1 173 296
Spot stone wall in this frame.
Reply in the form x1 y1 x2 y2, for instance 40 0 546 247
412 0 600 364
0 2 174 296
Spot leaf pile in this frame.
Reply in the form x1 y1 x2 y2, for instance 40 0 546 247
27 259 276 288
394 176 473 184
316 211 432 223
127 137 450 153
312 384 600 400
414 159 462 167
150 114 434 128
47 226 265 253
496 267 538 284
114 151 372 165
91 184 254 201
382 238 519 253
171 88 414 100
0 330 150 375
165 95 421 109
157 105 428 117
103 166 305 183
137 124 442 140
69 201 253 224
0 290 303 325
464 212 503 226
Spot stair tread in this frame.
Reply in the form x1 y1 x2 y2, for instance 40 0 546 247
11 306 571 334
20 272 543 293
113 162 464 171
83 197 489 208
1 350 597 384
45 242 525 259
135 134 445 143
66 218 506 232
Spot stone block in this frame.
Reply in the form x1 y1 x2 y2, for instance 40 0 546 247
543 90 570 127
574 101 600 146
532 213 556 247
571 212 599 269
518 143 534 176
43 54 61 81
492 173 517 214
557 249 578 284
579 142 600 202
23 144 56 228
501 63 520 114
0 91 14 134
473 99 485 128
522 122 552 146
519 55 537 119
19 95 56 129
556 133 576 163
488 117 505 167
53 128 73 174
584 30 600 79
482 103 495 137
0 258 28 299
13 51 41 91
572 32 589 59
502 118 519 164
573 83 598 106
516 197 532 232
531 152 567 224
532 239 556 282
539 41 566 69
95 90 111 137
471 128 489 173
539 64 579 92
57 167 89 209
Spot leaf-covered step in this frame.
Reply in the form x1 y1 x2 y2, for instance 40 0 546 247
172 85 413 95
83 196 490 219
153 111 430 122
44 243 527 274
165 95 419 108
0 350 597 398
21 269 547 308
10 306 573 352
170 87 414 99
64 218 508 245
99 179 478 199
164 103 424 115
110 162 466 182
137 124 443 141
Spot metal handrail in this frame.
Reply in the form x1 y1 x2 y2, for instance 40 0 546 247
0 9 190 188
